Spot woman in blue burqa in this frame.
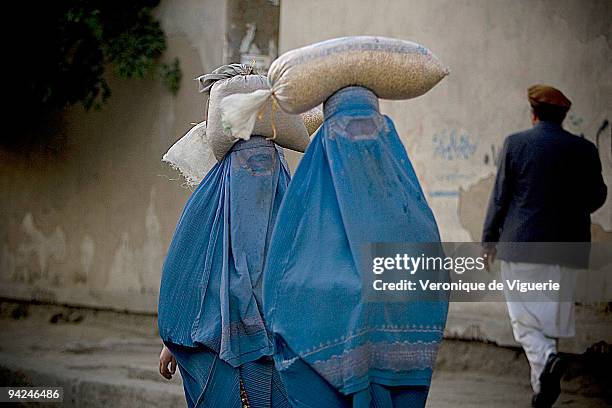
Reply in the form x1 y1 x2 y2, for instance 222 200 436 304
263 86 449 408
157 64 292 408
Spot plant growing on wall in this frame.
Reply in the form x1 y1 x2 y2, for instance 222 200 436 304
15 0 181 119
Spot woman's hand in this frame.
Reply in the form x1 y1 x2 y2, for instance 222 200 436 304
159 345 177 380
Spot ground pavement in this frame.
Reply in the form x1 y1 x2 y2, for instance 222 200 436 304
0 302 608 407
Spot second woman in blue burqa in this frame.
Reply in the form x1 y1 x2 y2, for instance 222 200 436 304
263 86 449 408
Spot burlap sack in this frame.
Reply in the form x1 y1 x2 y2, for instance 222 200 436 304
162 111 322 187
220 36 448 140
207 74 312 161
300 107 324 136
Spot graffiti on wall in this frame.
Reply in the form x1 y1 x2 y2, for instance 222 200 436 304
483 144 500 167
595 119 610 156
432 128 478 161
568 114 610 160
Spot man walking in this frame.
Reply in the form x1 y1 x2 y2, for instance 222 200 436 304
482 85 607 407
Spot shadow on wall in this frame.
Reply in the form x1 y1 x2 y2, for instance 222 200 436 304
458 175 612 243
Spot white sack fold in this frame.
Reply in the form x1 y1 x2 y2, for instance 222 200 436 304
220 89 273 141
162 121 215 187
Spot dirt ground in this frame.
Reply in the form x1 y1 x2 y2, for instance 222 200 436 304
0 302 608 407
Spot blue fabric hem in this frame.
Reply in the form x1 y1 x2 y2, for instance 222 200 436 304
339 372 433 395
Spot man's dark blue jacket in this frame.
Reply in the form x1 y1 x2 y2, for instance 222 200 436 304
482 121 607 255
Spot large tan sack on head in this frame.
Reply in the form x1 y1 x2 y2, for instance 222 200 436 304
300 107 323 136
220 36 449 140
207 74 311 161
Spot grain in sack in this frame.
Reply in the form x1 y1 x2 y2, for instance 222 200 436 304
220 36 449 140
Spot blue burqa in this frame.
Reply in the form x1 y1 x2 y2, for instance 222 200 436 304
158 137 290 407
263 87 449 407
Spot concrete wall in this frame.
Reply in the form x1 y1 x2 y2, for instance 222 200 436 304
0 0 610 349
280 0 611 242
278 0 612 352
0 0 227 313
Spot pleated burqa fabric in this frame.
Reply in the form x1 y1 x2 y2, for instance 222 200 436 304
158 136 290 407
263 87 449 407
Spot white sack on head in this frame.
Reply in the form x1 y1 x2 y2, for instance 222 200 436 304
218 89 273 142
162 121 215 187
220 36 449 139
207 74 310 160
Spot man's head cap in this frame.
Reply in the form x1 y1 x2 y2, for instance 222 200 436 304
528 85 571 110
